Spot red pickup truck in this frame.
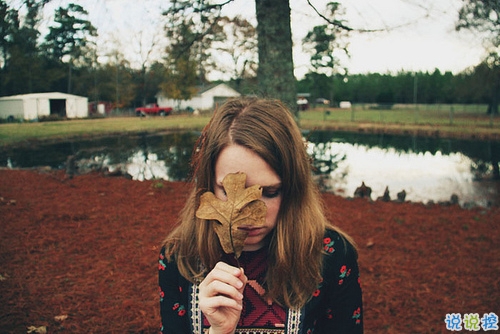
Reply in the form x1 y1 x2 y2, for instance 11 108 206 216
135 104 173 116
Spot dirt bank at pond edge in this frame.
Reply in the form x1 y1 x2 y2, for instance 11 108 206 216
306 122 500 141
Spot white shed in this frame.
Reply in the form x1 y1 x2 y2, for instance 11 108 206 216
0 92 88 121
157 83 240 111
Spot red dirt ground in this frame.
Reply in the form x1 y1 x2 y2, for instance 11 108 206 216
1 169 499 333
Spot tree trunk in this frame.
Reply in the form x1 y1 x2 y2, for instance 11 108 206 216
487 71 499 115
255 0 297 117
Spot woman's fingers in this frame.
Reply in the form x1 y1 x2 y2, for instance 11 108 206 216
201 262 246 293
203 279 244 301
199 262 247 309
200 294 243 315
212 261 244 278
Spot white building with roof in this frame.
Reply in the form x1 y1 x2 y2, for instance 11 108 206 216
0 92 88 121
157 83 240 111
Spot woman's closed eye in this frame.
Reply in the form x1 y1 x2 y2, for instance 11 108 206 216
262 187 281 199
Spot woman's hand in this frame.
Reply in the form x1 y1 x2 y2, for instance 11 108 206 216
199 262 247 334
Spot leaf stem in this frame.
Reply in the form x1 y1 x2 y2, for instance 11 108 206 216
229 226 241 268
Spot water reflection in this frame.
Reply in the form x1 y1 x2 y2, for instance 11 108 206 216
126 151 169 181
1 130 498 207
307 131 499 207
308 142 492 206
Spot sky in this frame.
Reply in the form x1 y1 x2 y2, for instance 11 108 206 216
290 0 487 77
30 0 489 79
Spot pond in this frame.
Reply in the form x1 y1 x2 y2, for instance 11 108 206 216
306 131 499 208
1 130 498 207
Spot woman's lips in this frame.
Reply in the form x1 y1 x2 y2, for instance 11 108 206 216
239 227 263 236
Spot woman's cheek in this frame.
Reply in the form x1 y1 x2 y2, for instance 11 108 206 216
264 197 281 226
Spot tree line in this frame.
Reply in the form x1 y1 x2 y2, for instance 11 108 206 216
297 67 494 108
1 0 498 114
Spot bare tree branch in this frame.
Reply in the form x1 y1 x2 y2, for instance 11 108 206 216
306 0 353 31
165 0 234 15
307 0 432 33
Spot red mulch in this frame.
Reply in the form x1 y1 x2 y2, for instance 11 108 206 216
0 169 499 333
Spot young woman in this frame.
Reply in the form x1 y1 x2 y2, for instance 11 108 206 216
159 97 363 334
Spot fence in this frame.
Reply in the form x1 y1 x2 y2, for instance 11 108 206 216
304 103 498 128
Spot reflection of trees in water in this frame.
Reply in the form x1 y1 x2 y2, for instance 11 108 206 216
308 130 500 182
306 131 347 192
126 132 199 181
160 132 199 181
49 132 200 181
470 141 500 180
128 150 167 181
489 141 499 180
133 133 155 181
307 141 346 192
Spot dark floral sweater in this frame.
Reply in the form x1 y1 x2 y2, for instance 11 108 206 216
158 229 363 334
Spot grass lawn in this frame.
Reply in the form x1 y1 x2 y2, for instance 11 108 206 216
0 115 211 146
299 106 500 140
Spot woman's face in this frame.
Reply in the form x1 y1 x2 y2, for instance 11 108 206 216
214 144 282 251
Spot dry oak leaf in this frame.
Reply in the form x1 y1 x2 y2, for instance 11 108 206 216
26 326 47 334
195 172 267 258
54 314 68 322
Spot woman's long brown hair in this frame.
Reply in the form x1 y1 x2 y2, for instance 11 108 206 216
163 97 354 308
